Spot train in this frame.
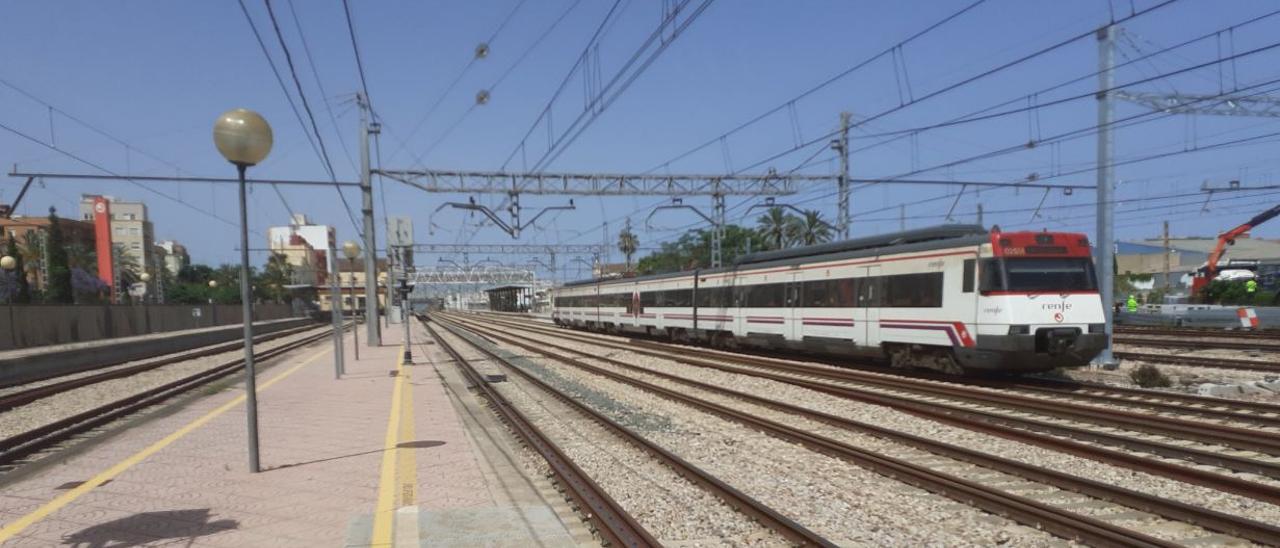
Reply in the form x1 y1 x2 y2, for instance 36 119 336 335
550 224 1107 374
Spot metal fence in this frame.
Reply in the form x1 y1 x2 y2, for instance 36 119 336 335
0 303 299 351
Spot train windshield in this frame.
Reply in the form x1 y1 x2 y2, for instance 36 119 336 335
981 258 1097 293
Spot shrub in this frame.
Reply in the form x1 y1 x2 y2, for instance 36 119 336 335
1129 363 1172 388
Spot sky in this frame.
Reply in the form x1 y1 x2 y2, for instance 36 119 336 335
2 0 1279 280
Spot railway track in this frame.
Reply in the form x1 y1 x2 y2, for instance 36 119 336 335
1116 325 1280 340
0 325 338 469
1113 351 1280 373
424 320 829 547
0 322 320 390
0 323 324 411
1115 335 1280 352
456 313 1280 499
439 314 1280 546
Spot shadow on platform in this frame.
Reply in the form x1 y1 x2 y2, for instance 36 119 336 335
62 508 237 548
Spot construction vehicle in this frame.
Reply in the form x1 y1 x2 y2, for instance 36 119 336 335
1191 203 1280 298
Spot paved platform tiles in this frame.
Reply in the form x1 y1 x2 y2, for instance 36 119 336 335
1 320 593 547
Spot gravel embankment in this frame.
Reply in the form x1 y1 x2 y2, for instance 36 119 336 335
459 330 1058 546
0 326 331 440
433 328 785 546
477 323 1280 531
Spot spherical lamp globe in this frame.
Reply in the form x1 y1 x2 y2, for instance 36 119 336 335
213 109 273 166
343 240 360 260
0 256 15 271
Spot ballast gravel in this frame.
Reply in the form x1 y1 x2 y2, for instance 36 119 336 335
459 332 1057 546
469 320 1280 539
434 328 783 546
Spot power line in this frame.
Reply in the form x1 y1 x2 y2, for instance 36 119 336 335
644 0 989 173
387 0 532 166
0 119 247 231
262 0 363 233
341 0 373 108
285 0 358 175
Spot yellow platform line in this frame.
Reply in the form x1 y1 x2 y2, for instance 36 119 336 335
371 346 416 546
0 347 331 543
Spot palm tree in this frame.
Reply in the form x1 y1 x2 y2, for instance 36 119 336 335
794 210 834 246
617 225 639 272
756 207 798 250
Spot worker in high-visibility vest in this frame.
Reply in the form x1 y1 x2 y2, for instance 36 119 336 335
1126 295 1139 313
1246 278 1258 294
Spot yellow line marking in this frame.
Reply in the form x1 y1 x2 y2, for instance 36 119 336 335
397 361 417 508
371 346 407 546
0 346 331 543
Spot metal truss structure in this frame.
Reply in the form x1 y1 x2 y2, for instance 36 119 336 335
1115 91 1280 118
408 266 536 285
375 169 834 196
411 243 607 255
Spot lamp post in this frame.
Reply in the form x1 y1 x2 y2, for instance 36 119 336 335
343 240 360 361
213 108 273 474
139 272 151 306
1 255 15 305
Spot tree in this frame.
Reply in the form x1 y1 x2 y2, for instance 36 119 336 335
635 224 767 275
794 210 834 246
112 243 142 289
756 207 799 250
617 224 639 272
5 235 30 303
255 252 294 303
44 207 73 303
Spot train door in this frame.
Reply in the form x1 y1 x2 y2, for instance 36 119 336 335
785 273 802 341
861 265 881 345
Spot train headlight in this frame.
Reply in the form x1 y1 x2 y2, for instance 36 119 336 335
1007 325 1030 335
1088 323 1105 333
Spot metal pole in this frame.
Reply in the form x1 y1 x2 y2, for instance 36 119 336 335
236 164 261 473
977 203 984 227
401 249 412 363
349 258 359 361
358 93 381 347
329 241 345 378
1094 24 1118 368
1162 220 1171 290
837 111 851 240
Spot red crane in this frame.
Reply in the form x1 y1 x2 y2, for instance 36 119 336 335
1191 203 1280 295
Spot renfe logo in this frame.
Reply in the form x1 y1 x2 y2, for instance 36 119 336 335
1041 303 1073 310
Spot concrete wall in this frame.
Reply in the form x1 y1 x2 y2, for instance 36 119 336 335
0 303 298 351
1117 306 1280 329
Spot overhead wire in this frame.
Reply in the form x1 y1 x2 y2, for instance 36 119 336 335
285 0 358 175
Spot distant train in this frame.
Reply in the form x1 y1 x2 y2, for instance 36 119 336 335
551 225 1106 374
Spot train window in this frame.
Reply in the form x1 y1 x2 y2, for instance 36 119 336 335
1003 258 1097 292
802 280 828 307
640 291 657 307
979 259 1004 293
884 272 943 307
962 259 975 293
696 286 730 308
744 283 785 307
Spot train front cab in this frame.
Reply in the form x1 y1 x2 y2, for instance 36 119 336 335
954 231 1107 373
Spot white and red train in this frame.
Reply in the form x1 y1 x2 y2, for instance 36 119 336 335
551 225 1106 374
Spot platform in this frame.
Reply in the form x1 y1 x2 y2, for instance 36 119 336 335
0 320 593 547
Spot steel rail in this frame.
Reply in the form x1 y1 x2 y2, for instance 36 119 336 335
0 324 326 411
423 321 661 548
428 319 834 547
1116 335 1280 351
1114 351 1280 373
450 314 1280 546
0 322 319 390
458 314 1280 486
440 316 1208 547
0 328 337 467
1116 326 1280 340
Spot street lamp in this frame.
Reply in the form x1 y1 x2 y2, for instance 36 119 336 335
343 240 360 361
1 255 15 305
139 272 151 306
213 107 273 474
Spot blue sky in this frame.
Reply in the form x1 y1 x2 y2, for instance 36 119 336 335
3 1 1279 277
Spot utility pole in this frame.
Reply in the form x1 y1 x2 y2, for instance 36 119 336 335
1162 220 1171 290
899 204 905 232
976 203 984 228
834 111 851 240
328 241 345 378
1094 24 1118 368
711 188 725 268
357 93 381 347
